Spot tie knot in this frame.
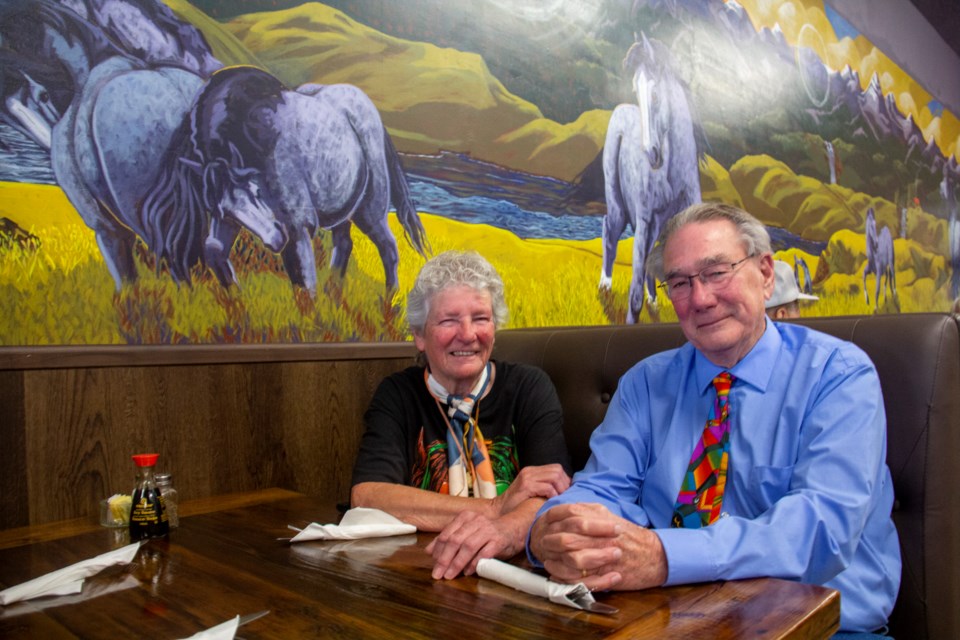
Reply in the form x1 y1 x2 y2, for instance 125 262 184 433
712 372 733 394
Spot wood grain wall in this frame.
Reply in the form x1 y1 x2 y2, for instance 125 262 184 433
0 344 417 530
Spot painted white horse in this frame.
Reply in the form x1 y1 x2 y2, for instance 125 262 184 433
863 207 898 311
599 33 702 322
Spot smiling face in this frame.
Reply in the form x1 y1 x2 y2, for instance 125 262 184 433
413 285 496 395
663 219 775 368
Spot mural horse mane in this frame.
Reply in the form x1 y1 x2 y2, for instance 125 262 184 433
599 33 703 323
863 207 899 312
182 65 429 296
0 0 285 288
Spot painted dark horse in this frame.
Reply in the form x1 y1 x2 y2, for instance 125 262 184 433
600 33 703 323
172 66 429 295
0 1 285 287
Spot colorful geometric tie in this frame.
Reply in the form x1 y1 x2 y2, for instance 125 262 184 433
671 372 734 528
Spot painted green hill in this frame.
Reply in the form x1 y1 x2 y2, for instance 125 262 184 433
214 2 607 182
728 154 945 256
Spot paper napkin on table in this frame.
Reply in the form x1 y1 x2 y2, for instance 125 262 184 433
476 558 600 611
180 615 239 640
0 574 139 620
286 507 416 542
0 541 141 606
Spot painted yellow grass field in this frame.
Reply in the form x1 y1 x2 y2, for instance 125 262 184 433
0 181 954 345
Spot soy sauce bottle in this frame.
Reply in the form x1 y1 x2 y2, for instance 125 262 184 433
129 453 169 540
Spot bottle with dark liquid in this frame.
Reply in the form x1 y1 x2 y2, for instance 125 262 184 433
129 453 169 540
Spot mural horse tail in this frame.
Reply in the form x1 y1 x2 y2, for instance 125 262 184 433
863 207 899 312
0 1 285 288
600 33 703 323
941 170 960 300
187 66 429 296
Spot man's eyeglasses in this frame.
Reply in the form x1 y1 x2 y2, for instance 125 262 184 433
658 255 756 301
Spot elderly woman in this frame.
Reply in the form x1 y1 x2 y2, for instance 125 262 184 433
351 250 572 580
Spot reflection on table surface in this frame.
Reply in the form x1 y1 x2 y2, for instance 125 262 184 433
0 490 840 639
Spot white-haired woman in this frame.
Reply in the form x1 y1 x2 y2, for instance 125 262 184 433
351 250 571 580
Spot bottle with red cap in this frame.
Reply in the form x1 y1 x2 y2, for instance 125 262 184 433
129 453 169 540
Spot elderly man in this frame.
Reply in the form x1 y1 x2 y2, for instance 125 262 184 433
766 259 818 319
528 203 900 635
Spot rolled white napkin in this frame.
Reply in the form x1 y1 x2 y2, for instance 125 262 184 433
180 615 239 640
287 507 416 542
0 541 141 606
476 558 602 611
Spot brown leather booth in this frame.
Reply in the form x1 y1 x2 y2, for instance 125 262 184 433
493 313 960 640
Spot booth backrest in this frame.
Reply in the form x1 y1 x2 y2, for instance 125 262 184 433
493 313 960 640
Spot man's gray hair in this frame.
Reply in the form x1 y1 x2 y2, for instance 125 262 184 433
647 203 772 279
406 250 508 333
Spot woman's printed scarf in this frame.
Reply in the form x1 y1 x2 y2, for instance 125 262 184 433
424 363 498 498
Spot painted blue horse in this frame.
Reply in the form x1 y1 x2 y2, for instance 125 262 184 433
174 66 429 295
0 1 286 287
863 207 899 311
794 254 814 295
599 33 703 323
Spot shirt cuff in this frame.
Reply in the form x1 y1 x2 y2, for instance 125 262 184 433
654 527 720 585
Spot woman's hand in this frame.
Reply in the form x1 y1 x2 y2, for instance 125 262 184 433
493 464 571 516
426 510 520 580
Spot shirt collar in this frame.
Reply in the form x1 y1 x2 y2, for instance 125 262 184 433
693 319 780 394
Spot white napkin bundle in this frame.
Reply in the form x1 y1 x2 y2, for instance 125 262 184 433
476 558 608 612
286 508 416 542
0 541 141 606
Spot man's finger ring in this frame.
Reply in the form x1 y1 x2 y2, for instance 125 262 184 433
581 569 588 578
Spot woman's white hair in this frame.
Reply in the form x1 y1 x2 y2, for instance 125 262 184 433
406 250 508 334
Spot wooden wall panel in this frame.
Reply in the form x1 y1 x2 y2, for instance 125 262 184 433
2 348 416 529
0 371 27 528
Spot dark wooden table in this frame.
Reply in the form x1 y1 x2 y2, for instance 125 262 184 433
0 490 840 639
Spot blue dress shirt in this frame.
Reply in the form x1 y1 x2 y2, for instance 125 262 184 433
533 321 901 632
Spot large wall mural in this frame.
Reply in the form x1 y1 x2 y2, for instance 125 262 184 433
1 0 958 344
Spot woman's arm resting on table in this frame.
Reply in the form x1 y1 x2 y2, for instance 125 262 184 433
352 464 570 532
350 482 500 531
